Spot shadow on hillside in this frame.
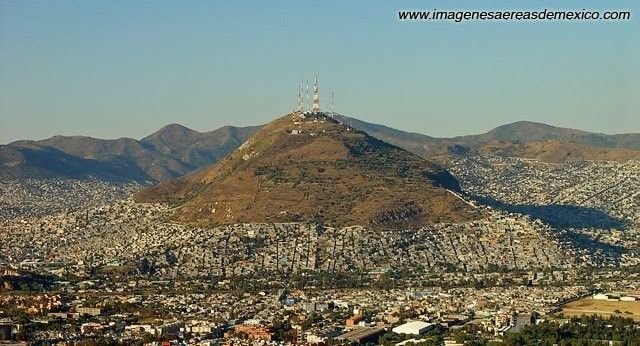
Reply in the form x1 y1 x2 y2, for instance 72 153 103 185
473 195 628 263
16 146 150 182
559 231 625 260
474 195 629 230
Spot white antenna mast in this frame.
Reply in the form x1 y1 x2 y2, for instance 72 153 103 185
329 90 335 115
312 74 320 113
306 79 310 112
297 80 303 112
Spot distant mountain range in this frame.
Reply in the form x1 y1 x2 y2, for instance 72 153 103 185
333 116 640 163
1 115 638 182
1 125 259 181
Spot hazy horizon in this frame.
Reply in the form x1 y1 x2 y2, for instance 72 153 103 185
3 115 640 146
1 0 639 144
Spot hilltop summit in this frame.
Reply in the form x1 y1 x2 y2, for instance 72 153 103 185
135 112 479 229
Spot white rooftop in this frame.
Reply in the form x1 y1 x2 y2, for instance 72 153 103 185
392 320 435 335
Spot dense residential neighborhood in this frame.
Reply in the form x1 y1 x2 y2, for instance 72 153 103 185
2 0 639 343
1 156 639 344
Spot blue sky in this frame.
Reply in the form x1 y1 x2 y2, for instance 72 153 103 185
1 0 638 143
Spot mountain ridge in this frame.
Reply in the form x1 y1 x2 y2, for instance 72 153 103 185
1 116 638 182
1 125 260 182
332 116 640 162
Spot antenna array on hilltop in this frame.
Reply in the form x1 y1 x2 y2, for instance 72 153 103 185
294 75 334 116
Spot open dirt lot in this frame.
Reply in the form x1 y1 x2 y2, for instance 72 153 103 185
561 297 640 321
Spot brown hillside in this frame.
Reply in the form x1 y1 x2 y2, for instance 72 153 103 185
135 113 480 229
333 116 640 163
3 124 259 182
478 140 640 162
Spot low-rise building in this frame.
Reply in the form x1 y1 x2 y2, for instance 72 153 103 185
392 321 435 335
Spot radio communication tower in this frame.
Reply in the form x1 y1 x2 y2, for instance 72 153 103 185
329 90 335 115
312 75 321 113
297 80 304 112
306 80 310 112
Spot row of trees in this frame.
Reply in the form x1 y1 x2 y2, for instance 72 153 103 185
503 315 640 345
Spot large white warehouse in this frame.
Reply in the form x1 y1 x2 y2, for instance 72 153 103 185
392 321 435 335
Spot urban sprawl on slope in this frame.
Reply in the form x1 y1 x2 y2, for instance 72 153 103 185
0 156 639 345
